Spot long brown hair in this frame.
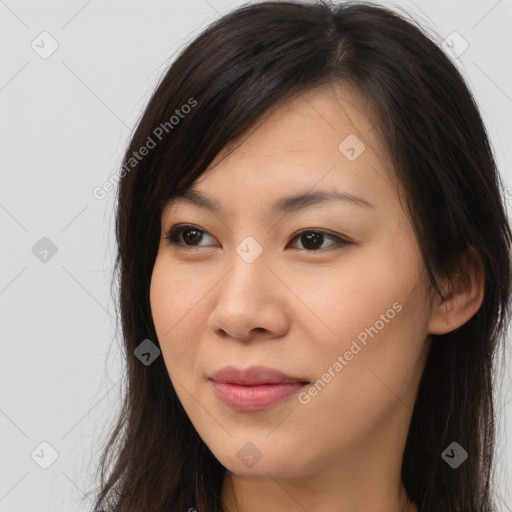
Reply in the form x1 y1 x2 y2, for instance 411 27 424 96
85 2 512 510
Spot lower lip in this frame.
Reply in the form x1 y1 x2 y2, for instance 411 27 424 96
210 381 306 412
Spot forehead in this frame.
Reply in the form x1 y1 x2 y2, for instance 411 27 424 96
209 83 386 165
164 83 397 216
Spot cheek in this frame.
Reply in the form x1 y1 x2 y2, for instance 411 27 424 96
149 256 206 377
292 247 417 352
299 239 429 399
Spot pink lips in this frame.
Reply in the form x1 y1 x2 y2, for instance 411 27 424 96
209 365 308 412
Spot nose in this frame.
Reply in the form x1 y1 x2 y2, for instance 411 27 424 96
207 248 290 342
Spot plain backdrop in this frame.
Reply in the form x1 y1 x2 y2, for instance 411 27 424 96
1 1 511 511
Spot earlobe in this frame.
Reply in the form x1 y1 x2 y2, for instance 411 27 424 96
428 247 485 335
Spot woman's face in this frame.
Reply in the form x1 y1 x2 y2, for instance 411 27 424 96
150 84 436 485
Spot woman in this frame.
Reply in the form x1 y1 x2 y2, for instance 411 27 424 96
87 1 512 511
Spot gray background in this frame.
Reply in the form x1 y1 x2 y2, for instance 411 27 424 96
1 0 511 510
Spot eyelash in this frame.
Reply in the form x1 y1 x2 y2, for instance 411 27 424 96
164 224 350 252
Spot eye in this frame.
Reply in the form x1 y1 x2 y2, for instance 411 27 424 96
164 224 218 248
287 229 349 251
164 225 349 251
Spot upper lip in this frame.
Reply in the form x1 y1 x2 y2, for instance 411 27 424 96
209 365 308 385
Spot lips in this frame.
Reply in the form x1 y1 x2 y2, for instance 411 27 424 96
209 365 308 385
209 365 309 412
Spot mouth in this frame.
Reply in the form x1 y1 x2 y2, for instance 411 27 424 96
208 365 309 412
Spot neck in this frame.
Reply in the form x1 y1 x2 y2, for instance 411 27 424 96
220 465 417 512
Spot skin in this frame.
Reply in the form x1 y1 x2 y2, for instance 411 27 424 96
149 83 484 512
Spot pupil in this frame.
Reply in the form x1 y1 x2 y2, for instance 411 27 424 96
184 229 202 245
303 232 322 249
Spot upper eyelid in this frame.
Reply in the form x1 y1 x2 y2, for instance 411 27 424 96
165 223 342 238
165 224 349 246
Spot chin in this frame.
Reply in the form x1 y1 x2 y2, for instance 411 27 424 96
216 446 309 480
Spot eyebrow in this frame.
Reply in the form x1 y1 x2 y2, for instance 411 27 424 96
167 188 373 215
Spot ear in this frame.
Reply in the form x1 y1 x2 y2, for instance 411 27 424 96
428 247 485 335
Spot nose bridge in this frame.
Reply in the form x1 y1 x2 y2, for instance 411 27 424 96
208 235 288 340
224 234 269 300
